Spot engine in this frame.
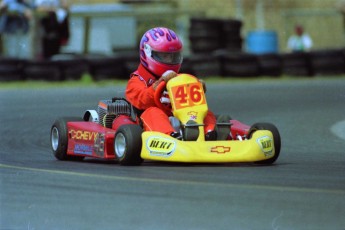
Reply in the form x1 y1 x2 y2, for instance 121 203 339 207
97 98 135 128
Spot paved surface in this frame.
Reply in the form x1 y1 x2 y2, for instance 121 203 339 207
1 78 345 230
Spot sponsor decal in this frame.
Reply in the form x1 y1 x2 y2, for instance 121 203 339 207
211 146 231 154
147 136 176 157
187 111 198 120
74 144 93 155
69 129 98 141
257 136 273 156
94 133 105 157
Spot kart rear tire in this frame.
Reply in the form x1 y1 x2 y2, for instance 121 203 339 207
216 114 232 140
249 123 281 165
51 117 85 161
114 124 143 166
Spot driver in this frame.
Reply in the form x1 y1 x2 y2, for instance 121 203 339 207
125 27 217 140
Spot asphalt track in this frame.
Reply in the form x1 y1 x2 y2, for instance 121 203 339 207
1 77 345 230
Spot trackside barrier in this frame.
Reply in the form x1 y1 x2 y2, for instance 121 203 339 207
0 48 344 81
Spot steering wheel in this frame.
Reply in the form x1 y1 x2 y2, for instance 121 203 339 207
154 80 172 115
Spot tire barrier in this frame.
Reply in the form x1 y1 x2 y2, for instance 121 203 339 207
0 48 344 81
257 53 282 77
189 18 243 54
86 55 127 80
0 57 26 81
281 52 313 76
23 60 61 81
189 18 223 54
121 53 140 78
51 54 89 81
217 51 261 77
222 19 243 52
180 54 221 78
308 49 345 76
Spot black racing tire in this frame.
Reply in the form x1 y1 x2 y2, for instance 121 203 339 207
281 52 312 76
257 53 283 77
114 124 143 166
0 57 26 81
216 114 232 140
122 53 140 78
51 53 86 81
189 36 222 53
190 18 223 32
50 117 85 161
185 54 221 77
309 49 345 75
86 56 126 80
220 52 261 77
249 123 281 165
23 60 61 81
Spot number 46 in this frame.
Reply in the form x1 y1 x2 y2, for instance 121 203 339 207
174 83 205 106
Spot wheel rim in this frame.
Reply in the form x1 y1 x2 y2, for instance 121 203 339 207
51 127 59 151
115 133 126 158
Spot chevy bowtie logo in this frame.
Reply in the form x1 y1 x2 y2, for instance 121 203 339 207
211 146 231 154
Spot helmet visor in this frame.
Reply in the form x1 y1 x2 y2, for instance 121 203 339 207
151 51 183 65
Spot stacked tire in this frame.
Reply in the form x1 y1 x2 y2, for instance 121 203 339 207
23 60 61 81
308 49 345 75
0 58 25 81
189 18 223 54
121 52 140 78
281 52 312 76
51 54 89 81
189 18 243 54
216 51 261 77
257 53 282 77
179 54 221 78
86 55 127 80
221 19 243 52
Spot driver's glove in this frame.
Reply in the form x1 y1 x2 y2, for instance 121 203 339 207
153 70 177 90
161 70 178 82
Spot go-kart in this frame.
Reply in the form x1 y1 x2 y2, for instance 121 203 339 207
50 73 281 165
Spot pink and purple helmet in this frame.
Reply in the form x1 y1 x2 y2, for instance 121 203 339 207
140 27 183 77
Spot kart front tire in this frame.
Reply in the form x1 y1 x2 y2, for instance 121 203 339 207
51 117 85 161
114 124 143 166
249 122 281 165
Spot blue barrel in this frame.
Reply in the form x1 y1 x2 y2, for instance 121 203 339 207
246 30 279 54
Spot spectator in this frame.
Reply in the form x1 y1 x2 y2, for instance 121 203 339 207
34 0 69 59
0 0 33 34
0 0 33 57
287 24 313 52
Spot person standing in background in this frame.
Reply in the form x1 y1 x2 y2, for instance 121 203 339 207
0 0 33 34
0 0 33 57
34 0 69 59
287 24 313 52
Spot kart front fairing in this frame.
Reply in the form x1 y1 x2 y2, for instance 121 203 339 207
140 130 275 163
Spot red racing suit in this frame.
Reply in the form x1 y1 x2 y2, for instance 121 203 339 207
125 64 216 135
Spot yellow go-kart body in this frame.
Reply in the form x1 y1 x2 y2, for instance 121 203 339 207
140 74 276 163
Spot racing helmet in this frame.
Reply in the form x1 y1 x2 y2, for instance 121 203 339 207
139 27 183 77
